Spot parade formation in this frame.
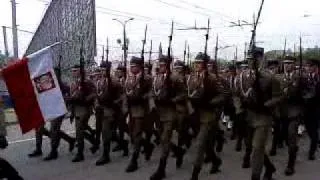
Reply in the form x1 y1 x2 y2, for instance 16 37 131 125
1 0 320 180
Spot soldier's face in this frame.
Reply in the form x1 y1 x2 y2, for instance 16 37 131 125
195 62 205 72
116 70 124 78
130 65 140 75
159 64 167 74
284 63 293 72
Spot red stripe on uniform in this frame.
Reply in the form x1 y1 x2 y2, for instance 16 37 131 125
2 58 44 134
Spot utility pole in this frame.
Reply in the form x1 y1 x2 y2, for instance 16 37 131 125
11 0 19 58
2 26 9 57
293 43 296 57
113 18 134 69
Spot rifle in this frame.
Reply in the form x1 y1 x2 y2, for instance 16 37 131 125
214 34 219 76
183 40 187 65
249 0 265 107
106 37 112 92
204 19 210 58
79 39 86 95
149 40 152 66
167 21 174 89
141 25 148 83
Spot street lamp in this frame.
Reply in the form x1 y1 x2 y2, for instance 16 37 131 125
113 18 134 68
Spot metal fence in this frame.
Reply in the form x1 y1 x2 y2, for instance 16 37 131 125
25 0 96 80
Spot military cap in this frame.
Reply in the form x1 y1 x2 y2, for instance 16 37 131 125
195 52 210 62
173 60 185 68
267 59 279 67
305 58 320 66
283 56 296 64
158 55 171 65
246 47 264 60
130 56 143 66
144 62 152 69
100 61 112 69
235 60 248 68
228 64 236 71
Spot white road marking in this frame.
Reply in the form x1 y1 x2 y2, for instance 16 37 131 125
8 131 75 144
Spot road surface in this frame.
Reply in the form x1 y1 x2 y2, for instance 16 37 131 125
1 113 320 180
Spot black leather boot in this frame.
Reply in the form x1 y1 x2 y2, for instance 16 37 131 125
144 142 155 161
72 153 84 162
175 147 186 168
190 166 201 180
263 155 276 180
28 149 42 158
242 153 251 169
43 150 58 161
210 156 222 174
126 152 139 173
150 158 167 180
285 147 297 176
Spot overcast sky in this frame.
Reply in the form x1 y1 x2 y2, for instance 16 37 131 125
0 0 319 61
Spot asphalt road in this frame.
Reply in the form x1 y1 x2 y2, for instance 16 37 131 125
1 115 320 180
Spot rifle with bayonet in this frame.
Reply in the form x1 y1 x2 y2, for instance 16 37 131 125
141 25 147 84
166 21 174 91
249 0 265 109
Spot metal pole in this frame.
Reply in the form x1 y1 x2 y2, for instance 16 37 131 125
11 0 19 58
2 26 9 57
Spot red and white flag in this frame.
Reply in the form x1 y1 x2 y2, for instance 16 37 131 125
2 46 67 134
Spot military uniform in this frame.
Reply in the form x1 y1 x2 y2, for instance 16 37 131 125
70 65 96 162
112 64 129 156
95 62 123 166
275 57 303 175
243 50 279 180
123 57 153 172
188 53 226 180
150 59 188 180
303 59 320 161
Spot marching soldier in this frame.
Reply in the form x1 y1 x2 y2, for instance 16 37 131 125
92 68 104 154
303 58 320 161
69 65 96 162
123 57 153 172
267 59 286 157
188 53 226 180
112 64 129 156
43 68 76 161
149 58 186 180
95 61 122 166
242 49 279 180
277 57 303 175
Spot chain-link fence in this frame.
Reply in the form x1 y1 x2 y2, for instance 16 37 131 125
25 0 96 80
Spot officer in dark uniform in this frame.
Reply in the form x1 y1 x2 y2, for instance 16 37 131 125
303 58 320 161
